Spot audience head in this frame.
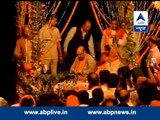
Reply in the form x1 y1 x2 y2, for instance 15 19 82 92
115 86 127 99
150 100 160 106
137 81 159 105
118 66 131 80
111 18 118 30
101 99 118 107
118 66 131 88
82 19 92 33
121 22 127 30
87 72 100 89
77 90 89 105
107 73 119 88
65 95 80 106
0 97 8 106
136 76 147 89
76 46 86 61
88 98 99 106
22 25 32 39
19 94 36 106
99 70 110 85
92 88 104 104
146 35 158 47
117 89 130 103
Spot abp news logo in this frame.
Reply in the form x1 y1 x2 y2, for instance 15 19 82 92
134 11 148 32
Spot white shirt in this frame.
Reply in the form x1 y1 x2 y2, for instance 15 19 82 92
148 46 160 65
87 86 100 99
100 29 128 53
101 86 116 99
39 25 61 59
63 27 95 58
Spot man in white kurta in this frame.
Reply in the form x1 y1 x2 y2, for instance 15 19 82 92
39 16 63 77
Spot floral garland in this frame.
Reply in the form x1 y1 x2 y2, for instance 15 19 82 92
16 69 78 100
114 1 141 66
153 1 160 11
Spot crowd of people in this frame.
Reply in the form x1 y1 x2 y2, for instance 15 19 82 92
1 14 160 107
1 63 160 106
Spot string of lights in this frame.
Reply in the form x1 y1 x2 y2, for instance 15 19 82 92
57 1 71 26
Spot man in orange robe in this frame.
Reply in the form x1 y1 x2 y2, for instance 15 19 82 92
100 19 128 54
70 46 96 75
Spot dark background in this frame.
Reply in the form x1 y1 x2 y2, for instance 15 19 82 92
0 1 17 103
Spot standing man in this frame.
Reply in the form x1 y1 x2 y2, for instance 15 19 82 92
146 36 160 75
100 19 128 54
63 20 95 69
14 25 32 64
39 15 63 77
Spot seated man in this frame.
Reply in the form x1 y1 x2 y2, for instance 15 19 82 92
70 46 96 75
96 45 124 75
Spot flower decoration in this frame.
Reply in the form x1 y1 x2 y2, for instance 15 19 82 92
29 69 37 78
23 63 32 72
153 1 160 11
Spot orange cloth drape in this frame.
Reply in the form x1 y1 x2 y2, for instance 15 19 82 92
74 55 88 72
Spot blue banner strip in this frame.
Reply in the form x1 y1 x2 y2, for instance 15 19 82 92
0 107 160 120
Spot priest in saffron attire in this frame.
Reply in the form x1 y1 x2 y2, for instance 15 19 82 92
70 46 96 75
100 19 128 54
